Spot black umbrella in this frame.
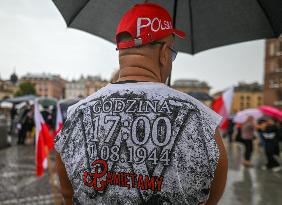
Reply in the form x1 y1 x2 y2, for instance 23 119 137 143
52 0 282 85
52 0 281 54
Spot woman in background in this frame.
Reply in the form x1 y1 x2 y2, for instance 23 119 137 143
241 116 256 167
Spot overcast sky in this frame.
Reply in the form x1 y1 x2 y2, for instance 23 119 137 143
0 0 265 93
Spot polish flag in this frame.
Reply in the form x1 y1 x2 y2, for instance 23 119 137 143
34 100 54 176
54 102 63 136
212 87 234 130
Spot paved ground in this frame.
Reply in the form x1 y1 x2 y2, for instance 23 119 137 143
0 139 62 205
219 142 282 205
0 137 281 205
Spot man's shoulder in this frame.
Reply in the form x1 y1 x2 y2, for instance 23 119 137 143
66 84 112 118
64 82 220 124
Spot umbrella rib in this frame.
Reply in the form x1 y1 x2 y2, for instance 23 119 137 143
188 0 194 54
68 0 91 26
167 0 179 87
256 0 277 36
172 0 178 28
167 0 178 87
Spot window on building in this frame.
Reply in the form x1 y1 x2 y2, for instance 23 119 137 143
269 61 276 72
246 96 251 101
240 96 244 101
269 42 275 56
276 90 282 100
279 59 282 71
246 103 250 107
257 96 262 104
269 79 279 88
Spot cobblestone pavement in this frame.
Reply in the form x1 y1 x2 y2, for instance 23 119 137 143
0 142 61 205
0 138 281 205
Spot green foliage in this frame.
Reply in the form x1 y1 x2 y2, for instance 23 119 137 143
15 82 36 96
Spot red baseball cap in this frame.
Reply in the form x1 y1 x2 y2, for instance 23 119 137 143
116 3 186 49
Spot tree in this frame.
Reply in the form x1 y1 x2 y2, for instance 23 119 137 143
15 82 36 96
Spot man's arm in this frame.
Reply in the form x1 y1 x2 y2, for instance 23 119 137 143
206 128 228 205
55 151 74 205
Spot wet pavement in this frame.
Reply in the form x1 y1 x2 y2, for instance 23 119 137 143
0 138 281 204
0 139 61 205
219 142 282 205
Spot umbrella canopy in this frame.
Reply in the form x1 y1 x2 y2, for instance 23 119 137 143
3 95 36 104
187 92 213 101
233 108 263 123
52 0 282 54
37 97 57 107
259 105 282 121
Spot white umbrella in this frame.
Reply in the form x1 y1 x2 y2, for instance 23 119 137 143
233 108 263 123
0 101 13 109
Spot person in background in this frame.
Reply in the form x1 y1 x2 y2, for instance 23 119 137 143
41 106 53 129
10 103 17 133
17 102 31 145
273 118 282 157
260 117 281 172
278 121 282 157
232 123 243 143
256 118 267 148
241 116 256 167
23 105 34 144
226 118 235 144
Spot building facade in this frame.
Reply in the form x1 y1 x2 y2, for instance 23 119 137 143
187 92 214 107
65 77 87 99
0 80 17 99
264 38 282 109
172 79 211 94
0 73 19 99
21 73 65 99
232 82 263 113
85 76 108 96
65 76 108 99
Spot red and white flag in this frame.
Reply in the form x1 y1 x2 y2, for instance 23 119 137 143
54 102 63 136
212 87 234 130
34 100 54 176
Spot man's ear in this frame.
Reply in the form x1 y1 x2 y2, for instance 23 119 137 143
159 44 169 66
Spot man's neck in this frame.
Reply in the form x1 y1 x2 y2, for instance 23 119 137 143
117 76 159 82
118 66 162 83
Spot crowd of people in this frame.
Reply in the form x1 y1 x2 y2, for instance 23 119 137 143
9 102 56 145
229 116 282 171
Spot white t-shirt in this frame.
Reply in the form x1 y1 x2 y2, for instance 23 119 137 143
55 82 222 205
